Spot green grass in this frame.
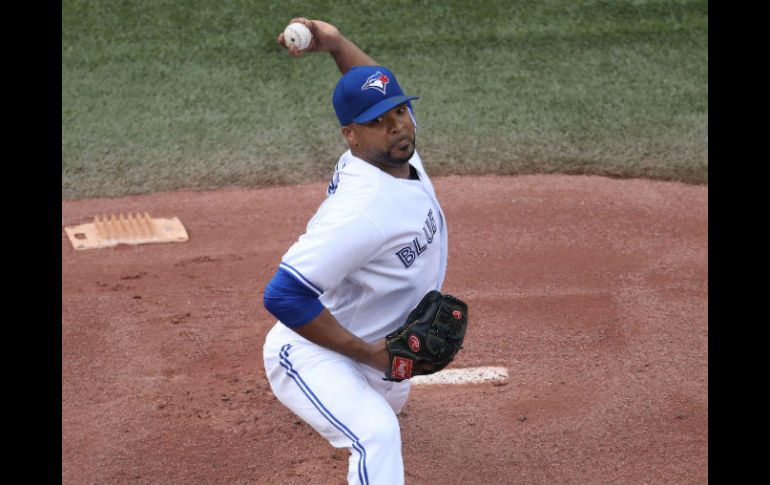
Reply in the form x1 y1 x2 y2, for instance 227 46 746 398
62 0 707 199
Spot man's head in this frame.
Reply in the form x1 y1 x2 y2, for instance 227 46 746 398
332 66 419 169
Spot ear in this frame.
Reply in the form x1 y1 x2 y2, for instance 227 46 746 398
341 126 357 147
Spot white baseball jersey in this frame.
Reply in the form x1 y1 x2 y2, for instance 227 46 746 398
269 148 448 343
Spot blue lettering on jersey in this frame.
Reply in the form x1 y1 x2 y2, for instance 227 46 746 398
395 209 438 268
413 236 428 255
396 247 416 267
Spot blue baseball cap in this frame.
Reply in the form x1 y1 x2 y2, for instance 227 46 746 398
332 65 419 126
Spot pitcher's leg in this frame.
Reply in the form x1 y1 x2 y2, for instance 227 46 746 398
264 341 404 485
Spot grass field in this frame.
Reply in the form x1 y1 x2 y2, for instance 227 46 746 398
62 0 708 199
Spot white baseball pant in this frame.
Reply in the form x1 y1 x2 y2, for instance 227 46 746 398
263 327 411 485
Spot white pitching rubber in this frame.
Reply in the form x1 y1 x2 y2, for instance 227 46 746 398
411 366 508 386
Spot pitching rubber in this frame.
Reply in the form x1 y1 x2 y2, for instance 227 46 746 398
410 366 508 386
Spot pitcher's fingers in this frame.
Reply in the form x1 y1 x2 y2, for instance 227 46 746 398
288 45 303 57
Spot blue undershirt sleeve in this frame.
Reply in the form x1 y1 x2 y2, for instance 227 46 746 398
263 266 324 328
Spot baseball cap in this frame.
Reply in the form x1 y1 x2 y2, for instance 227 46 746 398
332 65 419 126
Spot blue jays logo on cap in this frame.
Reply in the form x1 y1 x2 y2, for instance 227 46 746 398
362 71 390 95
332 65 420 126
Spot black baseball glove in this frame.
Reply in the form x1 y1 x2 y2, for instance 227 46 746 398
384 290 468 381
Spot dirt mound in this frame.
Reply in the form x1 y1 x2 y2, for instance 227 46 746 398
62 175 707 484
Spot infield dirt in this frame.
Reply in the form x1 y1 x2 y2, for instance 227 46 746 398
62 174 707 484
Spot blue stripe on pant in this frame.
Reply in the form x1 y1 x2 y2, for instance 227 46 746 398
279 344 370 485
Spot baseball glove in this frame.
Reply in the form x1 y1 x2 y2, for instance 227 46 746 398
384 290 468 381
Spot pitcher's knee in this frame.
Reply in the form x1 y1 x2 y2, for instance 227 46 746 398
357 412 401 449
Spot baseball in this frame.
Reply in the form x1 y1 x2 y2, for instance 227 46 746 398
283 22 312 50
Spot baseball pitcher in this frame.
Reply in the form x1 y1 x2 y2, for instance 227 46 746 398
262 18 467 485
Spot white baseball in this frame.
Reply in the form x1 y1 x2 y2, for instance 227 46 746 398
283 22 312 50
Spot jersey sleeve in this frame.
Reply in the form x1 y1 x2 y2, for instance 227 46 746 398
279 211 385 295
263 266 325 327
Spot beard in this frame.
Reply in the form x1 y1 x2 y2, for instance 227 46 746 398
370 134 417 166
